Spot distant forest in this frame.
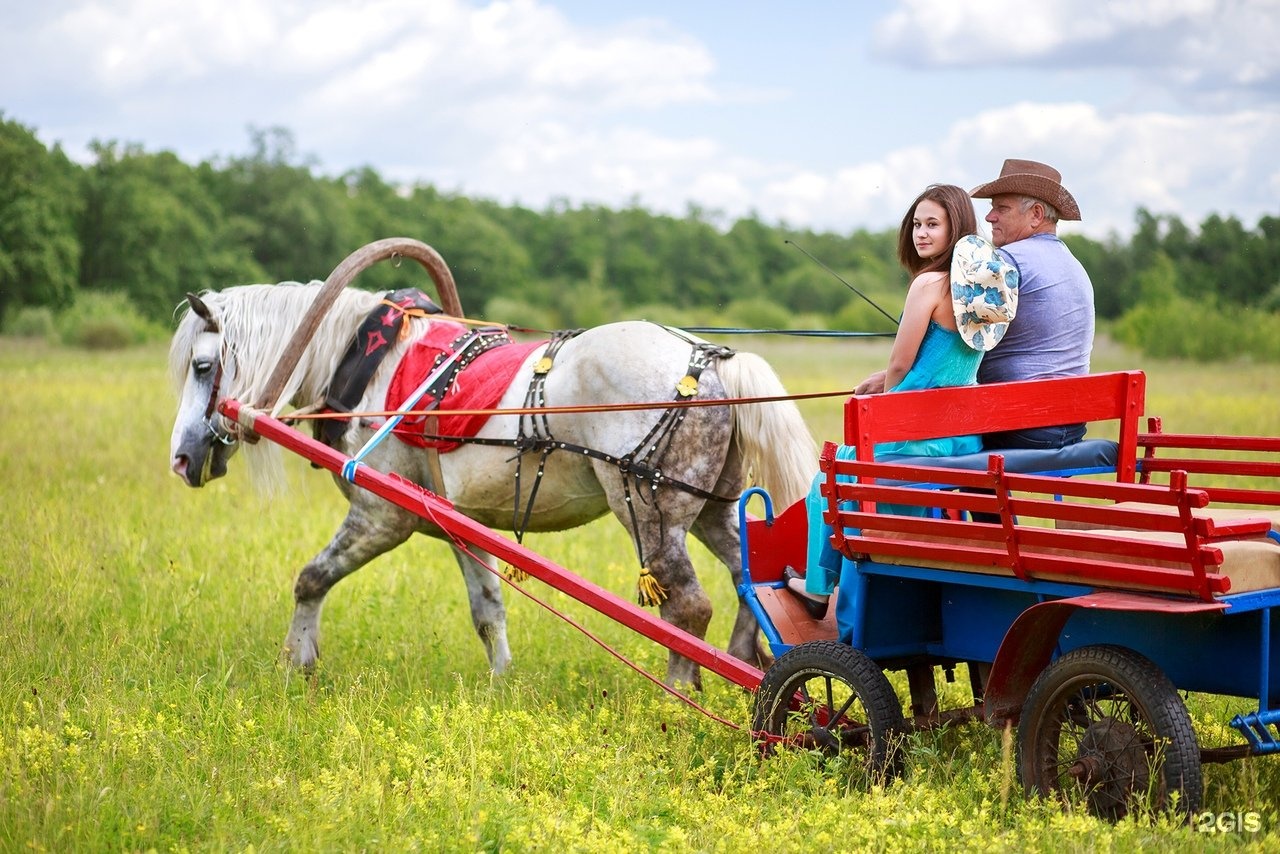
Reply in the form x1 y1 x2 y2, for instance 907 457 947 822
3 114 1279 359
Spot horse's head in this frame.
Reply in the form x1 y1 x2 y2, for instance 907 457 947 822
170 292 239 486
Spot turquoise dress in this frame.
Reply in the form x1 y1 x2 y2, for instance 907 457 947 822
803 321 983 595
875 320 983 459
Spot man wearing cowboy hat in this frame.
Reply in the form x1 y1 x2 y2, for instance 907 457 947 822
969 158 1094 449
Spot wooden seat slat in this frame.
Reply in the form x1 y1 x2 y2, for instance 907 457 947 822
1139 432 1280 452
1139 458 1280 478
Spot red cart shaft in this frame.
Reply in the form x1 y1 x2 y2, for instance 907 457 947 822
221 398 765 692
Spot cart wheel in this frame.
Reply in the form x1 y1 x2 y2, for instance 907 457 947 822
752 641 905 781
1018 644 1202 819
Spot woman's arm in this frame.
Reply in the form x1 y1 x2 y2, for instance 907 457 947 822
884 271 947 391
855 369 887 395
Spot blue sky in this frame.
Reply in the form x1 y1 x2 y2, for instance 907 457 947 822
3 0 1277 239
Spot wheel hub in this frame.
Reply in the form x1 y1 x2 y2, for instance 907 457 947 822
1070 716 1149 817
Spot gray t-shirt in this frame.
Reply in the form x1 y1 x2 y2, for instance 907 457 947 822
977 232 1094 385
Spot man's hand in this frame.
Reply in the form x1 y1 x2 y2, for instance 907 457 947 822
855 370 887 395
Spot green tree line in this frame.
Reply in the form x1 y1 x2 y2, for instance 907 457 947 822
3 114 1278 359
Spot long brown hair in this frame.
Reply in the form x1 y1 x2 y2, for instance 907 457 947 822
895 184 978 276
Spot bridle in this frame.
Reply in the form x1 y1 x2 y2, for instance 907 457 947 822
196 322 237 447
203 359 237 446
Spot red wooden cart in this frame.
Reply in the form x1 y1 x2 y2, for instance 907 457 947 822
739 371 1280 818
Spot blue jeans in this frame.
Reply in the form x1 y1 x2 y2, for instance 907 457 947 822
970 423 1086 524
983 422 1085 450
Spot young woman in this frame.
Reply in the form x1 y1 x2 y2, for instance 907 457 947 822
876 183 986 454
785 184 1017 616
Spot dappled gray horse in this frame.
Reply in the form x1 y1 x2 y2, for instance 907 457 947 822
169 282 816 687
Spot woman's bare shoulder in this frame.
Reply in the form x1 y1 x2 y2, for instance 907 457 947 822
909 269 948 287
907 270 949 296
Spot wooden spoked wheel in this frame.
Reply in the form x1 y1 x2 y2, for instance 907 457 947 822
1018 644 1202 819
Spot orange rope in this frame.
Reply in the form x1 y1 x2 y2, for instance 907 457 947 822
281 387 856 423
378 300 524 338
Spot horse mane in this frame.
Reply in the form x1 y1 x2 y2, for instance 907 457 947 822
169 282 387 491
170 281 385 411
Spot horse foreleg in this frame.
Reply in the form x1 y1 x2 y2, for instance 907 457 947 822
448 545 512 674
283 502 414 671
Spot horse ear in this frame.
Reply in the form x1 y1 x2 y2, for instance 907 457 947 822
186 292 219 331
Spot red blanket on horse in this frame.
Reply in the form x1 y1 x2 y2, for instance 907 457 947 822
385 322 543 452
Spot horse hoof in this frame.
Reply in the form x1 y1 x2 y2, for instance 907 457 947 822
666 674 704 693
282 638 319 671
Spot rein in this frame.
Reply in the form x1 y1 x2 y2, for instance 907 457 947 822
283 385 853 422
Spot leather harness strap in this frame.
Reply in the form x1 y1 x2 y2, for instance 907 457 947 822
607 341 735 567
402 326 514 415
320 312 741 579
417 335 741 568
402 326 511 499
508 329 584 540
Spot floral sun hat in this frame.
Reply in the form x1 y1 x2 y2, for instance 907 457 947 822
950 234 1019 352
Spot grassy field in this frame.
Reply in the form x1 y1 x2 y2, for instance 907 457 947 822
2 333 1279 852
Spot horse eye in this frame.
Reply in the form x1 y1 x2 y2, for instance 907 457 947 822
192 359 214 377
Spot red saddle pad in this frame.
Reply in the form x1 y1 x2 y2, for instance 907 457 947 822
385 322 544 452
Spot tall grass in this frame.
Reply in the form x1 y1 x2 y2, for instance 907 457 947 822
1 335 1277 851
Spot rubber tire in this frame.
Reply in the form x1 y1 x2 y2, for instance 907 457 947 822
752 640 906 781
1018 644 1202 819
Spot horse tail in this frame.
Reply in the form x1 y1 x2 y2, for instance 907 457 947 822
715 352 818 508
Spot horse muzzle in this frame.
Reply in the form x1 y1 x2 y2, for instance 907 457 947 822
170 422 236 487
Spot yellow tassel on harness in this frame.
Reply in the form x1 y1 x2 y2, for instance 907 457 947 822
502 562 530 584
636 568 667 606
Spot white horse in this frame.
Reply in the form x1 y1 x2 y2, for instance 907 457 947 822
169 280 816 687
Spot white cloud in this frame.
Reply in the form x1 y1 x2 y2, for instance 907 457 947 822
1 1 1275 241
781 102 1280 238
552 101 1279 238
49 0 282 88
19 0 717 112
872 0 1280 109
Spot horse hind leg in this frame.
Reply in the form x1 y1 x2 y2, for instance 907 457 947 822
448 545 512 674
609 483 713 689
691 498 772 671
283 500 415 671
599 406 737 689
645 533 713 691
688 429 771 670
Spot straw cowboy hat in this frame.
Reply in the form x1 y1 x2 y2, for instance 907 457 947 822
970 158 1081 221
951 234 1019 352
